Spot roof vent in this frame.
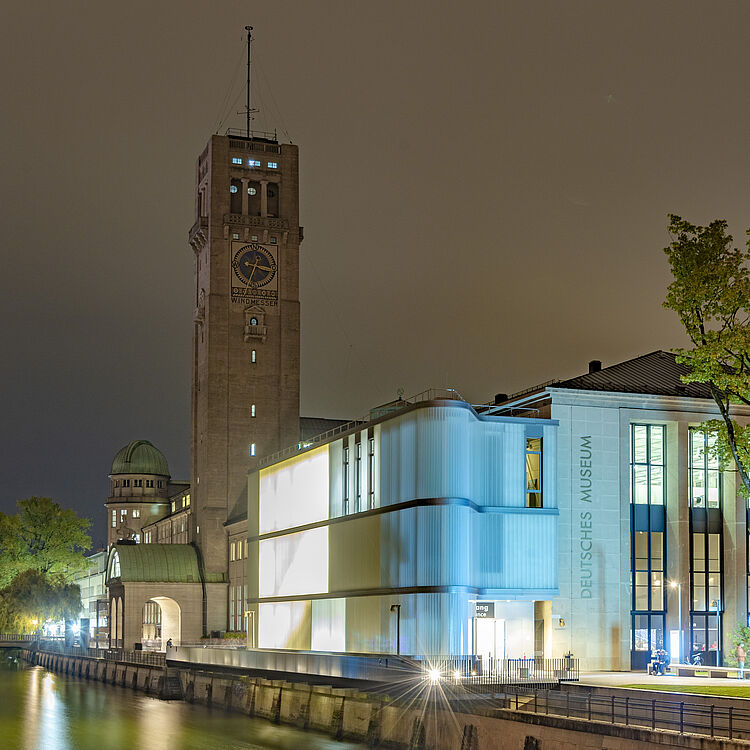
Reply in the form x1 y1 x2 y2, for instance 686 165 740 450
494 393 508 405
588 360 602 373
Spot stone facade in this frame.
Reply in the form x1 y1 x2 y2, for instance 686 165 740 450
189 134 301 578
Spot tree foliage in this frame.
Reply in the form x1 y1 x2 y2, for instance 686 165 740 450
0 497 91 587
663 214 750 496
725 621 750 667
0 570 81 633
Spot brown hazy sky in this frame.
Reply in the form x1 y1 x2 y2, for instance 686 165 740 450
2 1 749 543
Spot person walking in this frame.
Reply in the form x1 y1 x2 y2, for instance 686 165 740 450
737 643 746 679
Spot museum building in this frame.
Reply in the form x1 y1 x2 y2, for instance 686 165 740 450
95 119 750 671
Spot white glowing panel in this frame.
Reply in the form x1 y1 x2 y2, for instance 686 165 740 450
259 527 328 598
258 601 309 649
259 445 330 534
311 598 346 652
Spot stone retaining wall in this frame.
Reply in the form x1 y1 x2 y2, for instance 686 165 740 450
24 649 749 749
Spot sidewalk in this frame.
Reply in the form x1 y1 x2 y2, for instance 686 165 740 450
580 669 750 689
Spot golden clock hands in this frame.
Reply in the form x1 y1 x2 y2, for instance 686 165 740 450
247 259 260 281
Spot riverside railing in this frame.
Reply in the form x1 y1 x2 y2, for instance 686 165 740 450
505 688 750 741
36 641 166 667
413 656 579 687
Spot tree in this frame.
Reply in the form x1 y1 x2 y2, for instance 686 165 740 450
0 570 81 633
0 497 91 587
725 621 750 667
663 214 750 497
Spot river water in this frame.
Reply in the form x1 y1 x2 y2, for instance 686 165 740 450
0 657 366 750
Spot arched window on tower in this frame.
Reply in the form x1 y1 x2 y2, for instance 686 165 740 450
230 179 242 213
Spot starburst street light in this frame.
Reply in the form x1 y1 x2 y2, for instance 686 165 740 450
427 668 441 684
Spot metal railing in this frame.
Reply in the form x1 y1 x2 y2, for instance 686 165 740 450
36 641 166 667
259 387 465 467
0 634 37 642
505 688 750 741
413 656 579 688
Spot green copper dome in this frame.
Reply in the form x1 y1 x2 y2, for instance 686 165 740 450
111 440 170 477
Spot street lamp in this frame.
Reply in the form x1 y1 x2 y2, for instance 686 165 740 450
669 580 682 664
390 604 401 655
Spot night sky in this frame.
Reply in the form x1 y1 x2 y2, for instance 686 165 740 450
2 1 749 545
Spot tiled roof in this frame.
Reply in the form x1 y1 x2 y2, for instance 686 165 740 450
554 350 713 399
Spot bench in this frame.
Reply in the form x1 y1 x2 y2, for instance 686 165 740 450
674 663 747 679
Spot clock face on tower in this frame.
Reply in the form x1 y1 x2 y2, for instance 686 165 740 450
232 243 278 288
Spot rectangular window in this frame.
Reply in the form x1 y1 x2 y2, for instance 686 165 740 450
237 541 243 560
230 587 235 632
185 494 190 507
525 437 542 507
132 509 140 518
689 428 720 508
171 500 176 512
230 542 236 561
632 530 664 611
268 161 278 168
244 539 248 558
632 613 665 653
630 424 665 505
111 510 116 528
146 480 153 488
251 350 257 364
355 441 362 512
250 443 256 457
343 446 350 511
270 236 277 244
248 159 261 167
691 531 722 610
115 479 119 487
123 479 130 488
251 404 256 417
232 233 239 240
232 157 243 165
157 480 164 488
251 235 258 242
367 437 375 510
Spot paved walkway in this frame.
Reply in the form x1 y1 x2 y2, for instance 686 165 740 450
580 670 750 689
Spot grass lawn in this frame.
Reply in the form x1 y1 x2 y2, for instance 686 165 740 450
622 684 750 698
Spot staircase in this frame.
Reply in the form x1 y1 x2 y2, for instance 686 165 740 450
160 668 183 700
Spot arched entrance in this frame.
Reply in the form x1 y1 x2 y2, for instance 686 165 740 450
141 596 181 650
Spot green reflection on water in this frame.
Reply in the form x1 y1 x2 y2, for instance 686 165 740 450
0 659 363 750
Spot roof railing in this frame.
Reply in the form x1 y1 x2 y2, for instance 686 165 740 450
258 387 465 468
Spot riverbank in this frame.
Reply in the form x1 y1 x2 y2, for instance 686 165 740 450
24 647 750 749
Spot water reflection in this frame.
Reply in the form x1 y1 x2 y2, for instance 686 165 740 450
1 662 364 750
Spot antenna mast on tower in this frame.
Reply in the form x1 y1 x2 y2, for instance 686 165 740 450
245 25 253 137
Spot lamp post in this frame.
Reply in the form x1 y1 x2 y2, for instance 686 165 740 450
390 604 401 655
670 580 682 664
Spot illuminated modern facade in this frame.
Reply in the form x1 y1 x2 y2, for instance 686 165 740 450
498 351 750 671
247 395 559 658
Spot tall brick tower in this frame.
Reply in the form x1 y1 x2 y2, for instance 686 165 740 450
188 133 301 576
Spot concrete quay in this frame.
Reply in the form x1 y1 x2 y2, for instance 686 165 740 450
22 648 750 749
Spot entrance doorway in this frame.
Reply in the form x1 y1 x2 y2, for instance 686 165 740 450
476 617 505 670
141 596 181 650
